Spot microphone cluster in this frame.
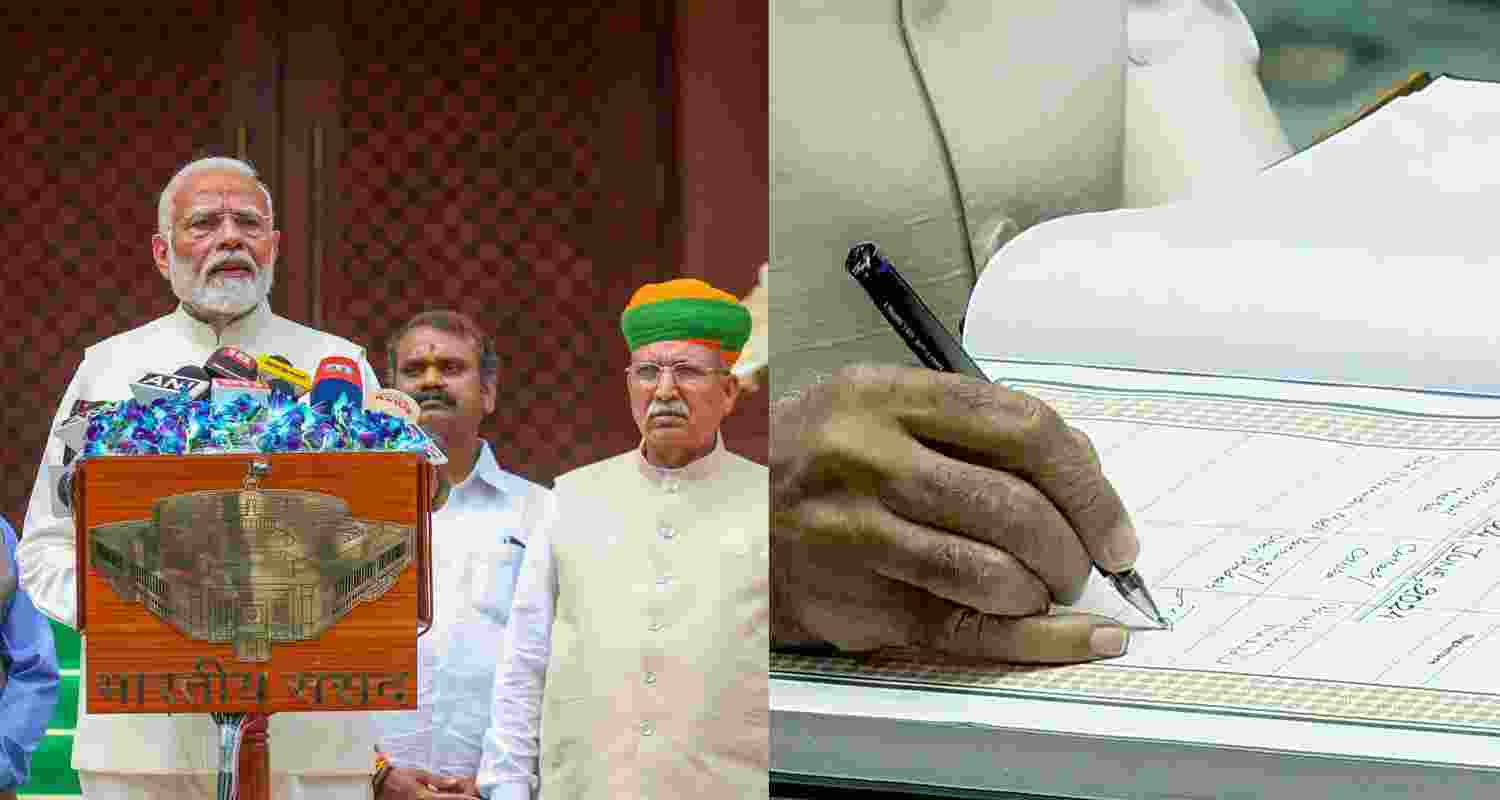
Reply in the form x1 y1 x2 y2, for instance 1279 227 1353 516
57 347 443 462
49 350 445 518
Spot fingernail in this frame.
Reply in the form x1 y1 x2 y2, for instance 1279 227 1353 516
1090 625 1129 657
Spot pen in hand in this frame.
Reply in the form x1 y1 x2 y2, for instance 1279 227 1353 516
844 241 1169 630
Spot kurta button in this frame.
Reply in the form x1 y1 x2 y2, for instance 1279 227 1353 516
640 720 655 736
656 575 672 588
644 671 657 685
659 525 675 540
648 621 663 631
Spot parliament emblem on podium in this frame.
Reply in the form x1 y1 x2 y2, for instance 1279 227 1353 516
87 461 415 663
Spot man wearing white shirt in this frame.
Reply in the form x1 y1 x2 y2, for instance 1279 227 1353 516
17 156 382 800
372 311 550 799
477 278 766 800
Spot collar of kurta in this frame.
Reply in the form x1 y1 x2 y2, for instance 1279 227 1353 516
633 431 728 484
449 440 517 499
166 300 275 349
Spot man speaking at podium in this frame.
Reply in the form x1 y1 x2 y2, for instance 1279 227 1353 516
17 156 382 800
477 279 766 799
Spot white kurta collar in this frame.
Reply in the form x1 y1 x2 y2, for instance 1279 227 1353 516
633 431 727 485
451 441 513 497
166 301 274 350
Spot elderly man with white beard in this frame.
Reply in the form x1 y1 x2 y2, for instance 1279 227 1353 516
16 156 383 800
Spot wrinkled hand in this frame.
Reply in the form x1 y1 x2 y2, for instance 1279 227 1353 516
771 364 1140 663
378 767 479 799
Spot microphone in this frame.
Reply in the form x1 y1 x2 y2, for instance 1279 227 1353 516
310 356 363 412
175 364 211 383
49 463 76 518
205 346 260 382
130 367 210 404
210 378 271 412
366 388 419 423
174 365 213 399
54 399 110 455
56 399 116 466
366 388 447 465
266 378 296 407
257 354 312 398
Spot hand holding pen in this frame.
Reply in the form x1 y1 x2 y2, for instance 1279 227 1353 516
845 242 1168 629
770 245 1156 664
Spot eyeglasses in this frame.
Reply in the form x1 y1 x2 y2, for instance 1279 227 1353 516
626 361 729 387
178 210 272 241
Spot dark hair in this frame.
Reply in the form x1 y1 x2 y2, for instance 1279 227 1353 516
385 310 499 386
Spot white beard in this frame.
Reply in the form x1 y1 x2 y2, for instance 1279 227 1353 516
168 248 274 317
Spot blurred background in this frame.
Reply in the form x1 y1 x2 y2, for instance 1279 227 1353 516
2 1 765 796
1243 0 1500 147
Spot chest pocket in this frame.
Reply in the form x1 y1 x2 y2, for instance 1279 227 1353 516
470 542 525 626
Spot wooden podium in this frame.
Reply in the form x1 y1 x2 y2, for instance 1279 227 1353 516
72 451 434 800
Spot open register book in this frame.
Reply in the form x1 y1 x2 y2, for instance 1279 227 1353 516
771 74 1500 798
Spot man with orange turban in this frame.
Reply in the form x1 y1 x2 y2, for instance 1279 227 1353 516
476 278 766 799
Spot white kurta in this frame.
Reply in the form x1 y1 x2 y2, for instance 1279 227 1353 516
17 302 383 796
478 436 768 800
374 441 550 779
770 0 1291 397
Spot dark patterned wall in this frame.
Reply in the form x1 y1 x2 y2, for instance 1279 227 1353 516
673 0 769 461
0 7 231 796
327 2 672 486
0 6 228 534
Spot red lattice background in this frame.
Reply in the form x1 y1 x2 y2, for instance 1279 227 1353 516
327 3 675 486
0 7 228 532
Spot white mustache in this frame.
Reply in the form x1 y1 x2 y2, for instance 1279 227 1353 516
204 250 258 276
648 401 689 418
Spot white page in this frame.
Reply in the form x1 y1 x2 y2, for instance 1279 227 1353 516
773 78 1500 785
775 363 1500 738
963 75 1500 396
1016 364 1500 703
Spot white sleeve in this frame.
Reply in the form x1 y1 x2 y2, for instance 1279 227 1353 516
17 362 89 628
476 491 559 800
1122 0 1292 206
1126 0 1260 68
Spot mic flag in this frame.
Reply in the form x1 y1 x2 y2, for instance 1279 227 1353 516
205 346 260 382
130 370 210 404
311 356 363 412
366 388 447 465
257 354 312 397
366 388 419 423
54 399 110 456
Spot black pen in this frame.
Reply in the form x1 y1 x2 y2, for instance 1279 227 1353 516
844 241 1168 629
